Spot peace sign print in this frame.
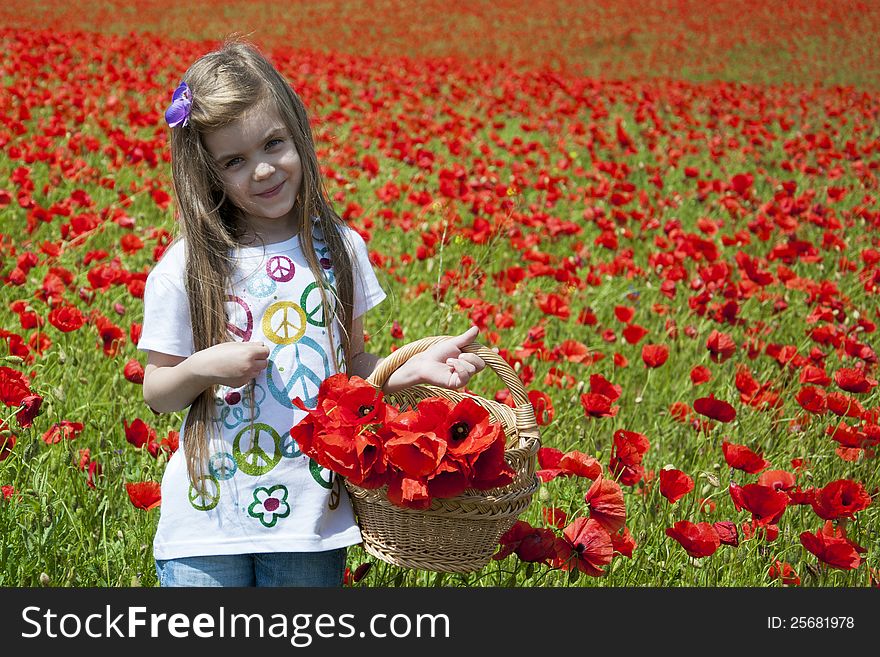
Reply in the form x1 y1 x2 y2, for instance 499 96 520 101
266 255 295 282
246 274 277 298
266 336 330 408
300 281 338 328
208 451 238 481
189 476 221 511
226 295 253 341
329 475 342 509
309 458 333 490
232 422 283 476
279 429 302 458
261 301 306 345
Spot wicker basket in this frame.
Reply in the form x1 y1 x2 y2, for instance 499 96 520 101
343 335 541 573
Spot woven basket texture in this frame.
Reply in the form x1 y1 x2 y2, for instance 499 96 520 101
344 336 540 573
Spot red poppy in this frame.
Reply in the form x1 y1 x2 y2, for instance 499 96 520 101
348 430 388 489
826 392 864 418
788 486 817 506
665 521 720 558
690 365 711 385
721 440 770 473
559 517 614 576
614 305 635 323
757 469 796 492
0 425 16 462
15 393 42 428
123 418 155 449
311 373 387 428
693 393 736 422
528 390 554 425
799 528 862 570
439 397 501 461
517 528 565 564
669 401 692 422
641 343 669 368
556 340 590 364
795 386 827 414
768 561 800 586
834 367 877 394
741 520 779 543
126 481 161 510
123 359 144 384
558 451 602 479
610 526 637 558
47 305 84 332
610 458 645 486
659 468 694 503
584 476 626 533
0 366 31 407
93 314 125 356
494 520 560 565
425 458 469 498
824 421 868 449
622 323 649 345
385 471 431 510
385 413 446 478
468 432 515 489
579 392 619 419
539 293 573 320
289 412 318 456
729 482 788 526
41 420 84 444
809 479 872 520
494 520 535 560
713 521 739 547
542 507 568 529
148 430 179 459
706 329 736 363
611 429 650 467
313 427 361 480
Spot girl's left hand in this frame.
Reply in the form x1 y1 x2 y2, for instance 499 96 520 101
383 326 487 393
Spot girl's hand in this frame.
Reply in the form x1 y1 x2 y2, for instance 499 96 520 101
383 326 487 393
189 341 270 388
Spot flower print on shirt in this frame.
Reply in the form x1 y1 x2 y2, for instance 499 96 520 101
248 484 291 527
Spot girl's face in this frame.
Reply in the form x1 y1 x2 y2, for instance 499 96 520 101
203 100 303 243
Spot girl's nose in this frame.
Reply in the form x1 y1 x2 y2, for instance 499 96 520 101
253 161 274 180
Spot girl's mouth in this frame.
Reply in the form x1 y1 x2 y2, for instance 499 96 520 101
256 180 285 198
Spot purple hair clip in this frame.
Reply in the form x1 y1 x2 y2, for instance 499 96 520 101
164 81 192 128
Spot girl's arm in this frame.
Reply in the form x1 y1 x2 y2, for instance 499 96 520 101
349 319 486 393
143 342 270 413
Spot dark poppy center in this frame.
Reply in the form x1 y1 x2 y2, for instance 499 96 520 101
574 543 586 554
264 497 280 512
450 421 471 442
358 404 373 417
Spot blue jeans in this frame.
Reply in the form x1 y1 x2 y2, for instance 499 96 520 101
155 549 346 587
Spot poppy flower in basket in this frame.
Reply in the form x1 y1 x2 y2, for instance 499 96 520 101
289 374 390 489
290 374 515 510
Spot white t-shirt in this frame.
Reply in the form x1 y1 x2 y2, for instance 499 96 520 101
137 223 386 560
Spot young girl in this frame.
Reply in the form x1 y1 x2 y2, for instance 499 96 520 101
138 40 486 587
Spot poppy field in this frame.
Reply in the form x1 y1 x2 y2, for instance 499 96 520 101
1 1 879 587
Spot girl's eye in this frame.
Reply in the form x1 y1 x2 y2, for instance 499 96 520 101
266 138 283 149
224 157 243 169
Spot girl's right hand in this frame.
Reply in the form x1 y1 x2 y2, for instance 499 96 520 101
189 341 270 388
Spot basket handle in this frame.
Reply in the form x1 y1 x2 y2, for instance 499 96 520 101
366 336 531 408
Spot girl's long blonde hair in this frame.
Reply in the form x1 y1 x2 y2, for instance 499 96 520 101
168 40 355 488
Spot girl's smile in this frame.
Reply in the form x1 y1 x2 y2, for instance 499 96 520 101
256 180 285 198
203 99 303 243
